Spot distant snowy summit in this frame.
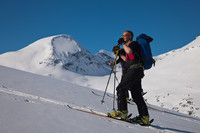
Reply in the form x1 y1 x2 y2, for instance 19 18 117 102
155 35 200 61
0 34 114 76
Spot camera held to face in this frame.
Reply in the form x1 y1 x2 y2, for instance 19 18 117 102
118 37 125 45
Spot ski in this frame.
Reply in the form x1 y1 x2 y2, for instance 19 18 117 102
91 91 135 105
92 91 166 113
66 104 111 118
66 104 153 126
92 90 146 104
66 104 132 122
92 91 104 97
92 91 116 99
106 91 147 99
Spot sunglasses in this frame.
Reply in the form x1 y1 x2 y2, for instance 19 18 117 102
123 34 130 37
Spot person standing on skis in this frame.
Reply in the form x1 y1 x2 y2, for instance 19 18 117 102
108 48 130 100
109 30 150 125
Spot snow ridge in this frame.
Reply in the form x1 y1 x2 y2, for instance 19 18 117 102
0 34 114 76
155 35 200 61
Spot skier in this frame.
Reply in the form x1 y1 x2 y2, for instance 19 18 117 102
109 30 150 125
108 47 130 100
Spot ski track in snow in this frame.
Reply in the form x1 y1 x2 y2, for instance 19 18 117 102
0 85 105 115
0 85 198 133
1 85 198 123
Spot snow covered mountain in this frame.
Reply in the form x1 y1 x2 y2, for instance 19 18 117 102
0 65 200 133
0 34 114 77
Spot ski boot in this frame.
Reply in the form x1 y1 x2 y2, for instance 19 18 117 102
131 115 150 126
108 110 128 120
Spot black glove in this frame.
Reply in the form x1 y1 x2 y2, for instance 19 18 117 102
112 46 120 54
118 37 125 45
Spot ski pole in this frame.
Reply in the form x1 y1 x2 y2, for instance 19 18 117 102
115 75 120 84
113 68 116 110
101 50 119 104
112 50 119 110
101 65 114 104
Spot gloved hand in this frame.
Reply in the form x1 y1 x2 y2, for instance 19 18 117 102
112 45 120 54
118 37 125 45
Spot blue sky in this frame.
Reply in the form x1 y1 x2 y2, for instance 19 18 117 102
0 0 200 56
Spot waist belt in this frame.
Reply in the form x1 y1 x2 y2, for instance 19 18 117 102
129 63 143 70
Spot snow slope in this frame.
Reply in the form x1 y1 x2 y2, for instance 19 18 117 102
143 36 200 117
0 65 200 133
